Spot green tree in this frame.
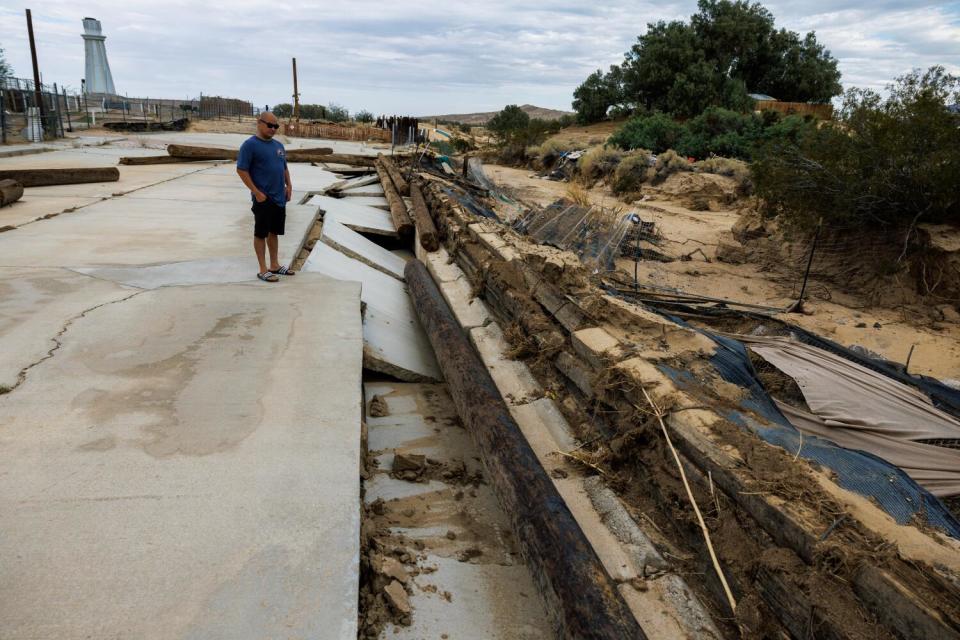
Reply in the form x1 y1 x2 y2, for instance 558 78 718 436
326 102 349 123
0 46 13 78
581 1 840 121
354 109 374 123
572 66 624 124
752 66 960 233
272 103 293 118
488 105 530 143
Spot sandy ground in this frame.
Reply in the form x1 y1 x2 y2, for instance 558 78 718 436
484 164 960 380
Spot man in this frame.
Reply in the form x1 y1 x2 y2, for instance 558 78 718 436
237 112 295 282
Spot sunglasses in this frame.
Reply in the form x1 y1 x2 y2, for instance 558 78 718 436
259 119 280 130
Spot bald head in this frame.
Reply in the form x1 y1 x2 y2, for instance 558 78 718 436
256 111 280 139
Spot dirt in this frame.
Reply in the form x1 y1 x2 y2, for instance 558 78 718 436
484 163 960 380
368 394 389 417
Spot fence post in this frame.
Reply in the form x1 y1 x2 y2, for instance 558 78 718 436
62 87 73 133
0 88 6 144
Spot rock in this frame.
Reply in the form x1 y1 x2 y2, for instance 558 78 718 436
940 305 960 323
392 453 426 474
542 255 565 282
384 580 411 615
373 555 408 584
446 530 457 540
715 239 748 264
731 209 767 243
368 394 389 417
849 344 885 360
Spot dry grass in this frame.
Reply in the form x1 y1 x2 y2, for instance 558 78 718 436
654 149 692 182
694 156 752 195
565 182 592 206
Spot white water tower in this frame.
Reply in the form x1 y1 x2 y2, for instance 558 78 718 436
81 17 116 94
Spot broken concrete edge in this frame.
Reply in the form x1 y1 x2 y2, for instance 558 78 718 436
412 249 719 635
405 259 644 638
423 178 960 636
288 206 322 271
553 296 960 639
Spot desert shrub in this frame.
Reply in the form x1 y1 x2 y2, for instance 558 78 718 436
577 146 624 183
451 136 475 153
354 109 374 123
695 156 752 195
612 149 653 196
752 66 960 233
653 149 691 181
528 137 576 169
609 112 683 153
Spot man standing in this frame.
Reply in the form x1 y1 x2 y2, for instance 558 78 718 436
237 112 295 282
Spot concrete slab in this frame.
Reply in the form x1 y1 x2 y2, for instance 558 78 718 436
0 267 136 388
321 215 406 281
304 243 440 381
337 175 380 191
309 195 397 236
74 257 257 289
0 275 364 640
362 383 551 639
0 181 316 268
348 195 390 210
469 323 542 404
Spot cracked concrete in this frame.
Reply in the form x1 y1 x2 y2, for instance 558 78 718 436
0 133 375 639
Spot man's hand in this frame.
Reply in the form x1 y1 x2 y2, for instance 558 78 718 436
254 190 268 203
285 184 292 202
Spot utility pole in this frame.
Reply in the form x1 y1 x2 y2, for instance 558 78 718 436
25 9 46 119
291 57 300 125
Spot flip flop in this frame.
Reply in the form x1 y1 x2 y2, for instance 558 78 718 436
257 271 279 282
271 266 296 276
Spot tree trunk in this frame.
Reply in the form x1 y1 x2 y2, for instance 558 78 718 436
409 182 438 252
375 160 413 237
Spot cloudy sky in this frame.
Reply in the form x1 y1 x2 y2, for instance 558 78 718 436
1 1 957 115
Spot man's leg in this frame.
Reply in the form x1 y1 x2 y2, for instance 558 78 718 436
254 235 268 274
267 233 280 271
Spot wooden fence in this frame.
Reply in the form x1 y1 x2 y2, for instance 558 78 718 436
282 122 391 142
755 100 833 120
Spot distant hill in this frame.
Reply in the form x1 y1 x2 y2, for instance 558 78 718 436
421 104 573 126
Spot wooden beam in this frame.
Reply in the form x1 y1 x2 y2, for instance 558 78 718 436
374 160 413 238
378 154 409 196
0 179 24 207
119 156 201 165
404 258 646 639
165 144 338 162
409 181 438 252
0 167 119 187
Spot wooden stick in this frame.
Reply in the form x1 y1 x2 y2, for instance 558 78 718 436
0 167 119 187
641 386 738 615
375 160 413 238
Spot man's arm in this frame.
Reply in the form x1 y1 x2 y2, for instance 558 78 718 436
284 166 292 202
237 168 267 202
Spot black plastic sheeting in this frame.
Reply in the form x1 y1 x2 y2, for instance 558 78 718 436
639 299 960 538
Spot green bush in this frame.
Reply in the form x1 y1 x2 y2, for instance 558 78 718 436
752 66 960 232
577 146 624 183
609 112 683 153
612 150 653 196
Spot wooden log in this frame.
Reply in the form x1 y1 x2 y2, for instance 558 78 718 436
409 182 438 252
0 179 24 207
378 154 409 196
119 156 201 165
0 167 119 187
374 160 413 238
166 144 335 162
404 258 646 639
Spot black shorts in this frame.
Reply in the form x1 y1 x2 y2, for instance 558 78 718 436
251 199 286 239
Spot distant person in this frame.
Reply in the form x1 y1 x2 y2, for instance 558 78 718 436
236 111 294 282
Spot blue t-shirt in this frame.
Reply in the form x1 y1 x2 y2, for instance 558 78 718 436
237 136 288 206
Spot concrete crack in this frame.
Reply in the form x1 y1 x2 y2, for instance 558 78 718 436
3 290 147 395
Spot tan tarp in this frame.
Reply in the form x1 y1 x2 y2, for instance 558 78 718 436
738 335 960 497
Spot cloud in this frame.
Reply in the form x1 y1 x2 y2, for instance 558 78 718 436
0 1 957 115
